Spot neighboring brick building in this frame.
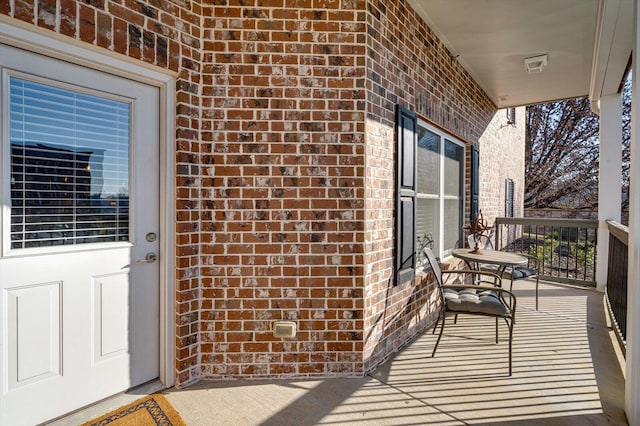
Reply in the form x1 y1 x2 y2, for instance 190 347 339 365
0 0 524 417
479 107 525 221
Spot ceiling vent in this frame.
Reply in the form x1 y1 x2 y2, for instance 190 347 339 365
524 55 548 74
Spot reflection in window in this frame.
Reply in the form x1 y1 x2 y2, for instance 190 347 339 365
9 77 130 249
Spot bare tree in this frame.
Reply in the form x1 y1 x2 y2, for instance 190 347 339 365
525 97 600 209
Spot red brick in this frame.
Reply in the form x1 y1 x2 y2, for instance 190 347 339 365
112 17 128 54
78 4 95 43
0 1 10 15
37 0 56 30
96 11 111 48
14 0 35 23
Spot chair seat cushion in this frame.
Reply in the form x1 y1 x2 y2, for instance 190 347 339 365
479 265 500 275
481 265 536 280
506 267 536 280
444 288 510 316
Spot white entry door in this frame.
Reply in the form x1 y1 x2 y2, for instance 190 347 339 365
0 45 160 425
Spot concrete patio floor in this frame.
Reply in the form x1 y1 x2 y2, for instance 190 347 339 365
50 279 628 425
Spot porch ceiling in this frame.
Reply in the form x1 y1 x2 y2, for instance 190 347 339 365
409 0 633 109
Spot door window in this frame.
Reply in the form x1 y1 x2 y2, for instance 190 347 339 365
9 77 130 249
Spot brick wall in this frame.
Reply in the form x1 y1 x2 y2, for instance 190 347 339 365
478 107 526 225
197 1 368 379
1 0 526 385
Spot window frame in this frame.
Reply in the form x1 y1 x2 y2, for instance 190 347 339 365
415 119 465 260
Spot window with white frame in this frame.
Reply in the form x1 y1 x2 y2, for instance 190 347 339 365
415 121 464 260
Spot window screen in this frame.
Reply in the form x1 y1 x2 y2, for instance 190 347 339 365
9 77 130 249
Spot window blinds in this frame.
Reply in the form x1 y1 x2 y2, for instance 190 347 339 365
9 77 130 249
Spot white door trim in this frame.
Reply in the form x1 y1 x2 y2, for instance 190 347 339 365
0 15 177 388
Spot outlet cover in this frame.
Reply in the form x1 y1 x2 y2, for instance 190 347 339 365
273 321 297 338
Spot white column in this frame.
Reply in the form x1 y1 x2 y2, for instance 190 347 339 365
596 93 622 291
626 1 640 422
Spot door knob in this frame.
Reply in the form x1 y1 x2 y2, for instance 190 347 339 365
137 252 157 263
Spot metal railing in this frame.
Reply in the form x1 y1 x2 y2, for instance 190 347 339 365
494 217 598 286
606 220 628 352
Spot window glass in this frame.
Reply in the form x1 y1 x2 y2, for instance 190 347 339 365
416 197 439 255
444 140 463 196
443 198 462 250
416 121 464 259
9 77 130 249
416 127 440 194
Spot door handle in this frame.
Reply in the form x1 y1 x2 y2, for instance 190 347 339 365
137 252 157 264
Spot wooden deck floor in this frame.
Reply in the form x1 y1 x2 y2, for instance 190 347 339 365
52 279 628 425
369 279 627 425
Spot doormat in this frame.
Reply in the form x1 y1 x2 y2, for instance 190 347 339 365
81 393 186 426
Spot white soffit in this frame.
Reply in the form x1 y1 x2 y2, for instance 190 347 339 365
409 0 601 108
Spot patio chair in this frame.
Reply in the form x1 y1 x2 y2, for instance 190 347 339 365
477 249 540 310
465 228 540 310
501 253 540 310
423 247 517 376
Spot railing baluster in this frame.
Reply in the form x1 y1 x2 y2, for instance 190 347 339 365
593 226 597 280
565 225 569 280
519 224 523 253
552 225 557 279
579 227 583 280
588 227 592 280
583 227 588 281
543 225 547 279
565 226 569 279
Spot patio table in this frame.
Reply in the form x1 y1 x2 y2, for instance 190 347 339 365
451 248 527 280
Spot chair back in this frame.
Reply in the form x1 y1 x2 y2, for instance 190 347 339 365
423 247 443 288
423 247 449 314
